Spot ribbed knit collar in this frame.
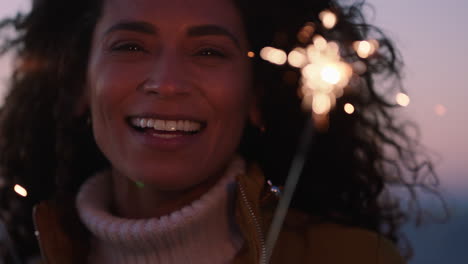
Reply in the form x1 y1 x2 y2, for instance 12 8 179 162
76 157 245 264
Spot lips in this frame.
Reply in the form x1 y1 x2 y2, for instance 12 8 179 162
130 117 203 132
127 115 206 141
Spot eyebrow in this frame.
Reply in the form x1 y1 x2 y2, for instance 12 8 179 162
104 20 157 35
104 21 241 49
187 24 241 49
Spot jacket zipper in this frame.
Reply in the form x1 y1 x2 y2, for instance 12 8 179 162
238 182 267 264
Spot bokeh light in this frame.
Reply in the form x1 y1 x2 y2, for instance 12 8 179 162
312 93 331 115
396 93 411 107
14 184 27 197
313 35 328 51
260 47 287 65
320 65 341 85
260 14 356 123
435 104 447 116
352 61 367 75
247 51 255 58
297 23 315 44
319 10 337 29
288 48 307 68
353 40 379 59
344 103 355 114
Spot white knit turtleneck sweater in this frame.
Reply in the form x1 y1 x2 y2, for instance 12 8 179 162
76 157 245 264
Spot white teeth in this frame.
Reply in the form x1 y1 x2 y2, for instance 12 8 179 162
166 121 177 131
177 120 185 130
154 120 165 130
131 117 202 132
140 118 147 128
131 118 140 127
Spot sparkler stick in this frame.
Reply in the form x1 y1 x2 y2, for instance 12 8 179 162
258 8 384 262
264 117 315 263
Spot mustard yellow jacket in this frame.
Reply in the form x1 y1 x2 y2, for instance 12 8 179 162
33 165 405 264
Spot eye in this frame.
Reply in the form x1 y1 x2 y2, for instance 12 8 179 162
111 42 146 52
196 48 226 58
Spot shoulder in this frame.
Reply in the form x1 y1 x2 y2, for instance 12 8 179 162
271 209 406 264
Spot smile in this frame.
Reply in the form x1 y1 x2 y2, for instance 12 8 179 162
128 117 205 138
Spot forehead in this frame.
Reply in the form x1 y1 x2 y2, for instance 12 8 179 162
97 0 245 37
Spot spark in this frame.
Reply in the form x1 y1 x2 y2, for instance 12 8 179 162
261 18 354 121
319 10 338 29
312 93 331 115
247 51 255 58
260 47 287 65
344 103 355 114
14 184 27 197
288 48 307 68
353 40 379 59
321 65 341 85
396 93 410 107
313 35 327 51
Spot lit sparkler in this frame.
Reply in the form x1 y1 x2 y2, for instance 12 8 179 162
287 34 353 129
260 9 381 263
396 92 411 107
14 184 27 197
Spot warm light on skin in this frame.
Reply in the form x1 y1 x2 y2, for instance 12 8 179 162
435 104 447 116
396 93 411 107
14 184 28 197
344 103 355 114
247 51 255 58
319 10 337 29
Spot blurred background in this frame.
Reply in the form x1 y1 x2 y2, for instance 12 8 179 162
0 0 467 263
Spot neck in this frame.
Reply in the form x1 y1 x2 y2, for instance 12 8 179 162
111 171 222 219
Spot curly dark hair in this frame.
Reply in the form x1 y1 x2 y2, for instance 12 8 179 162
0 0 440 261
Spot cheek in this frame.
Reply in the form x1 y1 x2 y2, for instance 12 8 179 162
206 66 252 138
88 60 146 115
87 61 144 154
207 64 252 115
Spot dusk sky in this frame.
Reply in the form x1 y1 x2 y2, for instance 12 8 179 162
0 0 466 263
367 0 468 193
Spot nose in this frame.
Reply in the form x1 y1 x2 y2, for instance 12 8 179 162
139 50 190 97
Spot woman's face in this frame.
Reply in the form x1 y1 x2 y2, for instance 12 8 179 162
87 0 253 190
